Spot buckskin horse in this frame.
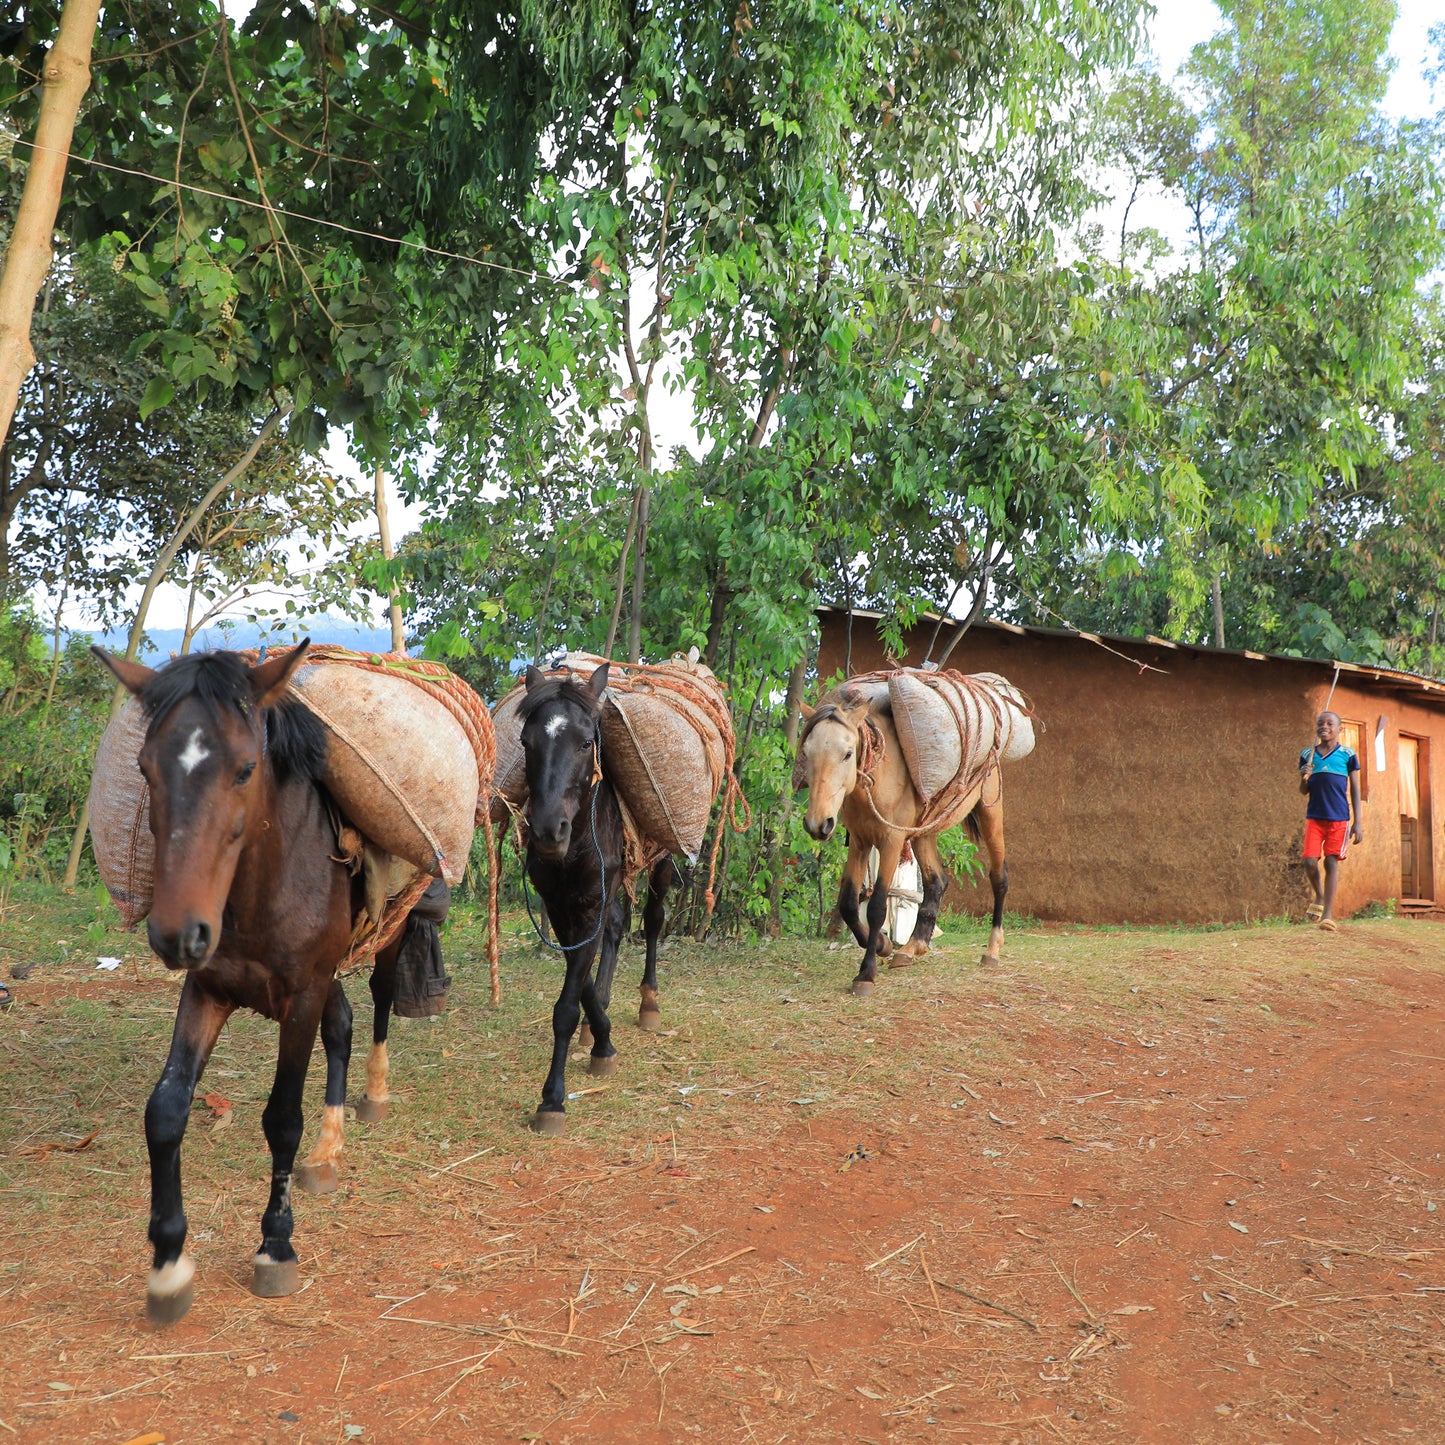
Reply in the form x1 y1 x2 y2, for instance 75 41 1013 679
94 643 419 1324
796 686 1010 996
516 662 675 1135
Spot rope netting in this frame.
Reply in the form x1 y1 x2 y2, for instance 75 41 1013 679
595 657 752 914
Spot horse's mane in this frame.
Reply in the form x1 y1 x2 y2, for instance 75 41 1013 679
516 673 603 727
138 651 327 783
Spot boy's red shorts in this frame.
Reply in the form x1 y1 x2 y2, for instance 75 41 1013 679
1303 818 1348 859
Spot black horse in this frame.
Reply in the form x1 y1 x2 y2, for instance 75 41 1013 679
518 662 675 1135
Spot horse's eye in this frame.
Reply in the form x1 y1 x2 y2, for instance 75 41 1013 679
235 763 256 786
843 750 854 761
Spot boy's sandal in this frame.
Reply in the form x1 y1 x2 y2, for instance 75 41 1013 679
1305 903 1324 923
1317 918 1339 933
0 984 13 1009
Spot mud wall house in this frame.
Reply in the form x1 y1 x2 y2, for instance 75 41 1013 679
815 608 1445 926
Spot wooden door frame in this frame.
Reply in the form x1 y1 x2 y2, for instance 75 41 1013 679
1399 732 1434 903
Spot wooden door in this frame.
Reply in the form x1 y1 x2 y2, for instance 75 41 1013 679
1399 735 1421 899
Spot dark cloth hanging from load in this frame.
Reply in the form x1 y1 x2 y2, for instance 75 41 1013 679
393 877 452 1018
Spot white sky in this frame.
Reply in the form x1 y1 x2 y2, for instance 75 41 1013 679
56 2 1444 634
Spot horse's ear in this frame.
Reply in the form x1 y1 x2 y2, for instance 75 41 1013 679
588 662 610 698
250 640 311 709
92 646 154 697
799 700 816 722
524 664 548 692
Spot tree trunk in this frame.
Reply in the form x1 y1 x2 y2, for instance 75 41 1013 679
0 0 103 449
373 457 405 653
61 408 287 889
766 650 811 935
1211 569 1226 649
627 483 650 663
702 565 732 669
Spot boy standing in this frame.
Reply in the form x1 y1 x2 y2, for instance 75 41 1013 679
1299 711 1363 931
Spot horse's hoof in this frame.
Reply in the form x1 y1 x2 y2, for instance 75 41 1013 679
587 1053 617 1078
888 953 915 969
354 1095 388 1125
578 1023 595 1049
877 937 895 958
251 1255 300 1299
530 1109 566 1137
295 1160 338 1195
638 1007 662 1032
145 1257 196 1327
851 979 875 998
980 953 1000 967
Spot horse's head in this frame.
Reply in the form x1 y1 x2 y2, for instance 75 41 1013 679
93 643 313 970
518 662 609 862
797 693 870 842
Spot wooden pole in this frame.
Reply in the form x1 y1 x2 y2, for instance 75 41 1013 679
0 0 104 448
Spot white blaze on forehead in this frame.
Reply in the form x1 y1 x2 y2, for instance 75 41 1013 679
178 727 211 775
544 712 568 739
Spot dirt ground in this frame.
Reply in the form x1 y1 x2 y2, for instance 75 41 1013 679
1 907 1442 1444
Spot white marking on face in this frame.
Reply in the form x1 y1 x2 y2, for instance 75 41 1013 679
178 727 211 775
544 712 568 739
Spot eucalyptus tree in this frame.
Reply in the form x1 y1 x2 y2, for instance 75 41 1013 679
1052 0 1445 647
404 0 1152 692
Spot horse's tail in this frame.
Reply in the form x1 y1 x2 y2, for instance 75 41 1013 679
962 802 983 844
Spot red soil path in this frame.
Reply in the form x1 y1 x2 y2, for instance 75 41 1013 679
2 922 1442 1444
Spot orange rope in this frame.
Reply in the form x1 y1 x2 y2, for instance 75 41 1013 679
337 869 434 978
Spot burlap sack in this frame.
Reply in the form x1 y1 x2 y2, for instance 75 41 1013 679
290 661 478 884
492 652 731 861
88 697 155 926
489 684 528 825
887 669 1036 803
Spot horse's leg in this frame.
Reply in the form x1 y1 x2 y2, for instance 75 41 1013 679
897 834 948 961
854 834 903 997
144 978 234 1325
580 890 628 1050
836 836 874 951
253 984 329 1299
531 942 592 1132
638 856 674 1030
296 977 351 1195
580 890 627 1078
973 789 1009 965
356 945 398 1124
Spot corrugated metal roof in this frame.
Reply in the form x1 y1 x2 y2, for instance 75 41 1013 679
816 607 1445 706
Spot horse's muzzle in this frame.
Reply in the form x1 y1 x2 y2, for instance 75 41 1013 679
528 816 572 862
147 916 216 970
805 815 837 842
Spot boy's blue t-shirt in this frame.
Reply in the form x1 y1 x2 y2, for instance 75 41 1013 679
1300 744 1359 821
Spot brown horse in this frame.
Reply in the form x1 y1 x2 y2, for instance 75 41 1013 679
94 643 415 1324
796 688 1009 996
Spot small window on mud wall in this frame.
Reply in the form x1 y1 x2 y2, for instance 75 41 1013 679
1340 719 1367 800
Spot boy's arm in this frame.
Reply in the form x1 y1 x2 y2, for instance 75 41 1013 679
1299 750 1313 795
1350 770 1363 842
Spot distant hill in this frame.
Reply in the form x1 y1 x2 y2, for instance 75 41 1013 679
81 616 399 659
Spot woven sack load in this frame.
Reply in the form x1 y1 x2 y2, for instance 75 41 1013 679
88 698 156 926
492 651 732 861
828 676 892 712
887 669 1036 804
490 684 529 825
290 660 479 885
